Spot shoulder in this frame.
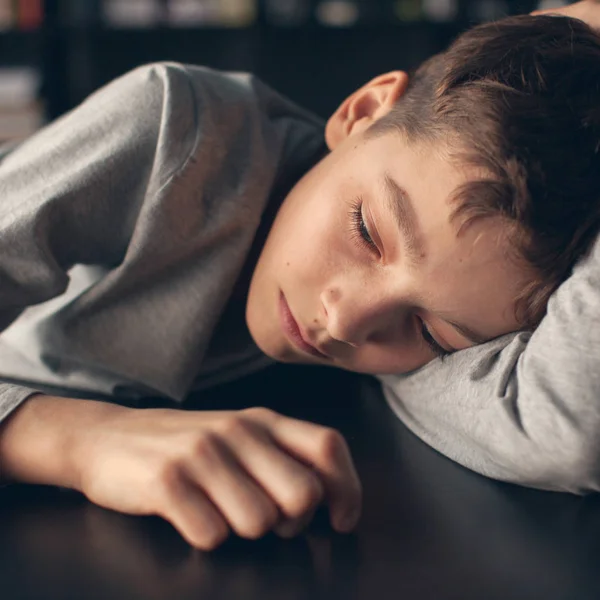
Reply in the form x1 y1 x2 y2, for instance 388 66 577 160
110 62 260 109
90 62 273 141
85 62 198 115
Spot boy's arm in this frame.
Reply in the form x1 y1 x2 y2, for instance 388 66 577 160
0 393 362 549
0 62 198 424
378 234 600 494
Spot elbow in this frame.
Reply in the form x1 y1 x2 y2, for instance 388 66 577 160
529 432 600 495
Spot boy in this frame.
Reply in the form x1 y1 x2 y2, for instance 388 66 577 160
0 10 600 549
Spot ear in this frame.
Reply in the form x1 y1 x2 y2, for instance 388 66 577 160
325 71 409 150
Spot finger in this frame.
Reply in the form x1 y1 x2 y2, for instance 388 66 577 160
273 507 316 539
226 422 325 520
158 467 229 551
257 411 362 534
185 433 279 540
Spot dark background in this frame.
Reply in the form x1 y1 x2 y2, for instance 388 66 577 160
0 0 565 132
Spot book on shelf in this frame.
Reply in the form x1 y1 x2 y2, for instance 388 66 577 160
166 0 257 27
102 0 164 28
0 0 44 31
101 0 257 28
17 0 44 30
0 67 44 142
0 0 13 30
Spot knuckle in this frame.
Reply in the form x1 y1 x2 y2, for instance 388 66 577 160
236 504 279 540
241 406 275 423
281 475 323 518
218 415 253 439
154 460 182 492
190 431 223 461
315 427 346 461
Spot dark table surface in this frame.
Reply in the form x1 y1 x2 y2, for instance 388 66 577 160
1 363 599 600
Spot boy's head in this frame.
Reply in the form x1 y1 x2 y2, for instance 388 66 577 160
246 15 600 375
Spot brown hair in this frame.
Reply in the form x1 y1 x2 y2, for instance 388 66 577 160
367 15 600 328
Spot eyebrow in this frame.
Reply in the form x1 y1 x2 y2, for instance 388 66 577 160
381 172 426 266
380 172 492 348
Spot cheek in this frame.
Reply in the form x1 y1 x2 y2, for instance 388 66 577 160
340 318 429 374
279 203 346 281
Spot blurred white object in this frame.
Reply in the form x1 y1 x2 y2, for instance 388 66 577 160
0 68 40 106
219 0 256 26
0 0 13 30
423 0 458 22
167 0 220 24
0 68 44 142
315 1 359 27
102 0 163 28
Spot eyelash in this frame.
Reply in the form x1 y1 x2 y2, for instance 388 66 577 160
418 317 450 358
349 196 378 253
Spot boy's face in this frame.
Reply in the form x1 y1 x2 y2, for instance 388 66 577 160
245 72 531 374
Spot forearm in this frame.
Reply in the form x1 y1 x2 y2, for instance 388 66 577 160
0 394 126 490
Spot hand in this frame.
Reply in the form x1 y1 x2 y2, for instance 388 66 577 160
78 405 362 550
532 0 600 31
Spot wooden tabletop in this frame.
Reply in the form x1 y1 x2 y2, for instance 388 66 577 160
2 363 599 600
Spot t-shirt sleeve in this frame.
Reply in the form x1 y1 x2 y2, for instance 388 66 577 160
378 234 600 494
0 62 198 423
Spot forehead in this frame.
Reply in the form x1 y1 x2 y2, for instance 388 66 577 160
362 130 468 196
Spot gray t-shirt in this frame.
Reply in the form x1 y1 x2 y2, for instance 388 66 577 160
0 61 323 412
0 62 598 494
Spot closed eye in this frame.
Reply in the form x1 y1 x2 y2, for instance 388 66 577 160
417 317 450 358
349 196 378 254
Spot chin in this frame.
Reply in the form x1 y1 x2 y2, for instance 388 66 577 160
251 332 297 363
246 317 308 365
245 310 280 360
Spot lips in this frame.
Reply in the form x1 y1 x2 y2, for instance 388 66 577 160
279 292 328 359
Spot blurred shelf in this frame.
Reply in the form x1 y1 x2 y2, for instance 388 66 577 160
0 30 43 38
0 30 43 66
0 20 470 36
0 1 501 127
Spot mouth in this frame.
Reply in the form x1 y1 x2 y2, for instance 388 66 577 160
279 292 328 359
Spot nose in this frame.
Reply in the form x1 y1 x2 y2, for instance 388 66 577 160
320 283 403 347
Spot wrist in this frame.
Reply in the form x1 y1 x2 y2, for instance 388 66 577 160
0 394 129 490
